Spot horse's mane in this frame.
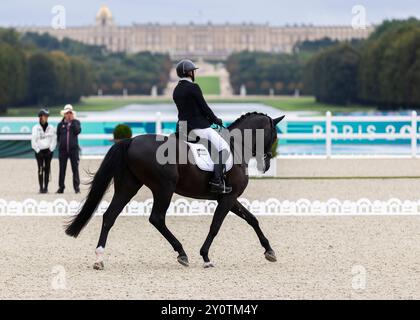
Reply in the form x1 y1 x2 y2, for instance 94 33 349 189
227 112 269 129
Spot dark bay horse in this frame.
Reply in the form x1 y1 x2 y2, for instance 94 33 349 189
65 112 284 269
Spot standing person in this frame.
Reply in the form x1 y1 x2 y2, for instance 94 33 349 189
31 108 56 194
56 104 81 194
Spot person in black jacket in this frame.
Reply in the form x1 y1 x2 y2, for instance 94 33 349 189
56 104 81 194
173 59 231 194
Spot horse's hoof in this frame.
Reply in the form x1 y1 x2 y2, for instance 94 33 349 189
177 255 189 267
203 262 215 268
93 261 104 270
265 250 277 262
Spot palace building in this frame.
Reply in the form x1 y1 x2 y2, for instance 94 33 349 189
18 5 374 60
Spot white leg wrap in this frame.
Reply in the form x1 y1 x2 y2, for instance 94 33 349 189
95 246 105 262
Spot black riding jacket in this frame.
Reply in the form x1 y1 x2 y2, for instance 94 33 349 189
173 80 221 131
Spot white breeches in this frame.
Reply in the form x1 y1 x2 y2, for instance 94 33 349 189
190 128 230 152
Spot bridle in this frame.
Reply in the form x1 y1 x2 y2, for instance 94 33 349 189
228 116 276 163
261 118 276 161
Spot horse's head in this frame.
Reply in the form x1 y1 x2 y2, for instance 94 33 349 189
228 113 285 173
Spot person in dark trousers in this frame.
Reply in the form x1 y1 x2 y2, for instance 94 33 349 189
173 59 231 194
56 104 81 194
31 108 57 193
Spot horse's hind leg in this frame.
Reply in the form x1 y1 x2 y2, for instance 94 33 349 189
231 201 276 262
94 172 142 270
149 189 188 267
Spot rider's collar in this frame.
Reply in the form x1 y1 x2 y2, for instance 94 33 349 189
179 77 193 83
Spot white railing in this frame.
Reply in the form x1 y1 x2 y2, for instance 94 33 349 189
1 111 420 158
279 111 419 158
2 197 420 216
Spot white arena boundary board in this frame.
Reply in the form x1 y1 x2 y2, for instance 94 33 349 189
1 198 420 216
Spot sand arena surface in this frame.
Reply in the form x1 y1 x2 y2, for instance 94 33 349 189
1 215 420 299
1 158 420 299
2 158 420 201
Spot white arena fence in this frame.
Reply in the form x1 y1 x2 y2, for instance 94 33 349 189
2 111 420 159
1 198 420 216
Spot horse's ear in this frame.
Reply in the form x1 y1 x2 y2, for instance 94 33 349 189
273 115 285 125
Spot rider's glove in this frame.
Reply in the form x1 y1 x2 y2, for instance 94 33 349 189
215 118 224 126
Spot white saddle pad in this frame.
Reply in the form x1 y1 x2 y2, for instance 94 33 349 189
186 142 233 172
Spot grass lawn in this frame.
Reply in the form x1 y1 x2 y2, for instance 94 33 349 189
195 76 221 95
202 96 375 114
216 96 375 114
2 95 375 117
3 97 162 117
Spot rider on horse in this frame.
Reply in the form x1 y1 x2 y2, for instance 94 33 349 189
173 59 232 194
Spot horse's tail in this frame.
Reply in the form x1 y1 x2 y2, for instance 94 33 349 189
65 139 132 238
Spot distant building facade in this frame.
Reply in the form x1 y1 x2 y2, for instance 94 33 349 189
18 5 374 60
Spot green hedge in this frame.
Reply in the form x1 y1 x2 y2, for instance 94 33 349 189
113 124 132 140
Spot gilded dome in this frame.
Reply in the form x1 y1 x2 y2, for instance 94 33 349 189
96 5 112 20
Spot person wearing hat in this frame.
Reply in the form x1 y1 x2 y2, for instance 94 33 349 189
172 59 231 194
56 104 81 194
31 108 57 193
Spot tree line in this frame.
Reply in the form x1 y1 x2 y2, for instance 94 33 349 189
0 29 92 113
90 51 172 95
226 51 303 95
304 18 420 107
227 18 420 109
225 38 357 96
0 29 172 113
23 32 172 96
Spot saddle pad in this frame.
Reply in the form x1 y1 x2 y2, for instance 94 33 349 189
186 142 233 172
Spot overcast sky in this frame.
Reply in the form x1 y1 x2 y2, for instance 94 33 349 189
1 0 419 27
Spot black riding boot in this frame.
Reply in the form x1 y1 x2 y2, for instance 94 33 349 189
43 165 50 193
209 151 232 194
38 167 44 193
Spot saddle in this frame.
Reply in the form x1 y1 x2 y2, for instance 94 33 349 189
174 131 233 172
186 142 233 172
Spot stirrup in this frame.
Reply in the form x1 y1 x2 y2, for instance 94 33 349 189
209 180 232 194
220 180 232 194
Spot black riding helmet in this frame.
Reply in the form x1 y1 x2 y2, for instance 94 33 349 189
176 59 198 80
38 108 50 117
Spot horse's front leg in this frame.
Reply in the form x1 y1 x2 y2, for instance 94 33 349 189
231 200 277 262
200 195 237 268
